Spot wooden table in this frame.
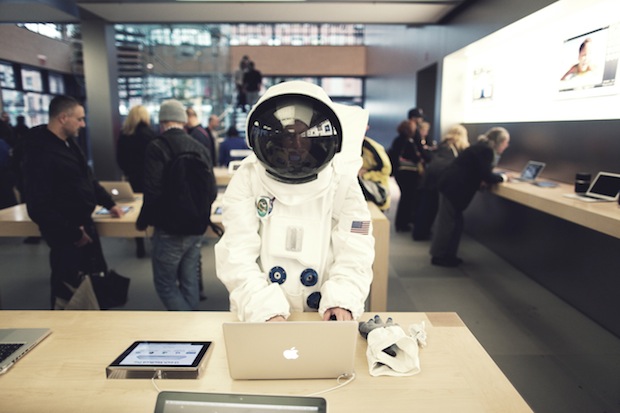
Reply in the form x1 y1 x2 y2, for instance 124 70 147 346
213 166 233 187
0 201 390 312
0 199 146 238
492 178 620 239
0 311 533 413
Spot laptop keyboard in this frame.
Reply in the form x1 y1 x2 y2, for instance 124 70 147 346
0 343 24 363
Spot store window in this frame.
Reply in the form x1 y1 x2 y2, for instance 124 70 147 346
49 73 65 95
0 61 15 88
21 68 43 92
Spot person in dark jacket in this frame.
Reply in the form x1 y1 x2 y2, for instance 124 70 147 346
243 61 263 109
117 105 155 193
389 120 425 232
186 107 216 166
430 127 510 267
218 125 250 167
116 105 155 257
23 95 125 307
136 99 217 311
413 124 470 241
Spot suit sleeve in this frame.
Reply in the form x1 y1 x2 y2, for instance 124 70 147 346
319 177 375 320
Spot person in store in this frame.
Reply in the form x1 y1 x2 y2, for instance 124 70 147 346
206 114 221 165
186 107 216 167
389 120 425 232
413 124 470 241
116 105 156 258
430 126 509 267
359 130 392 211
23 95 125 307
137 99 217 311
243 61 263 110
218 125 251 167
215 80 374 323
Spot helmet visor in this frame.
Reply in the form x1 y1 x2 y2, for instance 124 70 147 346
248 94 341 184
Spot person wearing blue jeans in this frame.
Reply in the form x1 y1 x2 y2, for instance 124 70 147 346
136 99 217 311
151 229 203 310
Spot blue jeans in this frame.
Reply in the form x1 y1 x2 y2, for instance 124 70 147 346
151 228 203 311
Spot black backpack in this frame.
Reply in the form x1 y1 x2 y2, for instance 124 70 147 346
158 137 217 235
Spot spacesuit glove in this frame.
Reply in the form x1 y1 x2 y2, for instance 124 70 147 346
359 315 399 356
359 315 426 377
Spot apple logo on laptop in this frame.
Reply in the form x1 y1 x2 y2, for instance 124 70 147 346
111 189 119 196
282 347 299 360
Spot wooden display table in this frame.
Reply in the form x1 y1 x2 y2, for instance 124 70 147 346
492 178 620 239
0 311 533 413
0 201 389 312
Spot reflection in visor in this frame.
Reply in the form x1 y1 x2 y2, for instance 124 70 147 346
249 95 341 184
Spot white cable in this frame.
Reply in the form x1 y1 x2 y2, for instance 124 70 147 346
305 372 356 396
151 371 163 393
151 371 356 396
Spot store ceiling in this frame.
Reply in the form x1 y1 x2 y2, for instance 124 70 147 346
0 0 471 25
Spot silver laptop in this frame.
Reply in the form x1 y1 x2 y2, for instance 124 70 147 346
564 171 620 202
511 160 546 182
154 391 327 413
222 321 357 380
0 328 51 374
99 181 136 202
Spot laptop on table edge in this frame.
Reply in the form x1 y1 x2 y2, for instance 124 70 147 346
99 181 137 202
222 321 357 380
0 328 51 374
511 160 546 182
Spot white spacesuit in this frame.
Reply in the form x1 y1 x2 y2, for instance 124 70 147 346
214 81 375 322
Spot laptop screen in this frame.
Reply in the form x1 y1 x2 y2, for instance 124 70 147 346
155 392 326 413
520 161 545 180
587 172 620 198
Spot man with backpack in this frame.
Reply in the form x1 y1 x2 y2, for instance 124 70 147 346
137 99 217 310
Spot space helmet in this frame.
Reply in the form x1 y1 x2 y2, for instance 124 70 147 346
246 82 342 184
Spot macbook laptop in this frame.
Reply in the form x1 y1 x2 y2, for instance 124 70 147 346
154 391 327 413
0 328 51 374
222 321 357 380
564 171 620 202
99 181 136 202
511 160 546 182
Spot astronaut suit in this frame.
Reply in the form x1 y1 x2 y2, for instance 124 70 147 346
215 81 375 322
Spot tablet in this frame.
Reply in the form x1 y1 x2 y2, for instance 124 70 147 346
96 205 133 215
106 341 213 379
155 391 327 413
532 181 558 188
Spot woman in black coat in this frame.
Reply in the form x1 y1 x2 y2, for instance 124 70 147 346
389 120 426 232
430 127 510 267
116 105 155 257
413 124 470 241
117 105 155 193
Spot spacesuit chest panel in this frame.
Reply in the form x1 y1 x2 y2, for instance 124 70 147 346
263 201 328 267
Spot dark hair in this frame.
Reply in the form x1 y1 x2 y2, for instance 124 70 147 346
226 126 240 137
407 107 424 119
397 120 413 136
49 95 81 119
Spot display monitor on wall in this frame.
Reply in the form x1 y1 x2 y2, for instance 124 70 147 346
558 24 619 96
440 0 620 128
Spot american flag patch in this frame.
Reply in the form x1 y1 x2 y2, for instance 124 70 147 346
350 220 370 235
